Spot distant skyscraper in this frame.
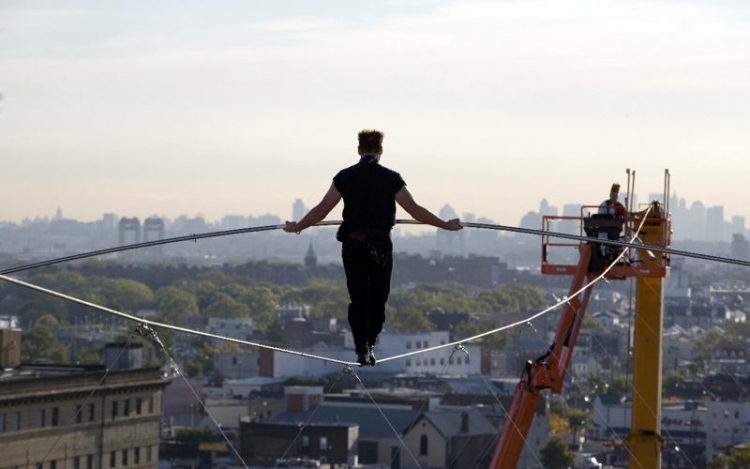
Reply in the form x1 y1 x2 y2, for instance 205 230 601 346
538 198 557 217
439 204 458 220
438 204 463 254
731 234 750 260
462 212 476 224
118 217 140 245
101 213 117 230
560 204 584 235
705 206 725 242
688 201 706 241
669 194 689 240
293 199 306 221
143 217 165 242
730 216 746 236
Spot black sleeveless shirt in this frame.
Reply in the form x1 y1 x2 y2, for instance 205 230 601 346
333 156 406 230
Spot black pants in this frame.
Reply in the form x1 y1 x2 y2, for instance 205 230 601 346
342 235 393 354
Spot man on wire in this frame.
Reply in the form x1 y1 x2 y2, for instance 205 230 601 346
284 129 462 366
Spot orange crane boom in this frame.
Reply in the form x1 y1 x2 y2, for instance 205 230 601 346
489 244 596 468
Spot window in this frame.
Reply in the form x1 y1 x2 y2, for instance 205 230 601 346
11 412 20 431
465 356 470 364
146 446 152 462
122 449 128 466
416 341 421 349
0 413 5 433
424 341 429 348
88 403 95 422
87 455 94 469
135 398 142 415
38 409 46 428
148 397 154 414
134 448 140 465
73 456 81 469
51 407 59 426
110 451 116 468
405 359 411 367
111 401 118 419
430 358 435 366
440 358 445 365
50 461 56 469
123 399 130 417
406 342 411 349
419 435 428 456
319 436 328 451
75 405 82 424
302 436 309 447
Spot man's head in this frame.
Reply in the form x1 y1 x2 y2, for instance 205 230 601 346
358 129 384 156
609 183 620 201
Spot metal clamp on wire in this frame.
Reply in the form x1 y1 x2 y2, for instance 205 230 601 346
133 323 165 349
453 343 470 358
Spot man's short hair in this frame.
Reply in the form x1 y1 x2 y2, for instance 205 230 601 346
358 129 384 154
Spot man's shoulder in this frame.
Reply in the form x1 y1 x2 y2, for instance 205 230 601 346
376 163 403 179
334 163 359 178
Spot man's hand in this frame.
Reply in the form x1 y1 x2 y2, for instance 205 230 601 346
283 221 300 233
445 218 463 231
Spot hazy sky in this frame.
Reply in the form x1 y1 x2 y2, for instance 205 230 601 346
2 0 749 228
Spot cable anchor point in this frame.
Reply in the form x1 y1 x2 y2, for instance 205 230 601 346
453 343 470 357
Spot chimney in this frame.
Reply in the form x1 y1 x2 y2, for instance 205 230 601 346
0 329 21 369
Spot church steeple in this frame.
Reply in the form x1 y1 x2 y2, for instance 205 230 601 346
304 241 317 268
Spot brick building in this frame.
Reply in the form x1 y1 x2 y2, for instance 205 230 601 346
0 330 171 469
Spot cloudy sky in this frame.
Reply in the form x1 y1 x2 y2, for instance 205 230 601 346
2 0 749 229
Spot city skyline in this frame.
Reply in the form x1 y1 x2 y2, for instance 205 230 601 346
2 1 749 226
4 189 746 243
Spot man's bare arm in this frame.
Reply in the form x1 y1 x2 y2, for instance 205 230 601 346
284 183 342 233
395 186 462 231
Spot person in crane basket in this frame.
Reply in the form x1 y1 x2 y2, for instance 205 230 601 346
585 182 628 267
598 183 627 218
283 129 462 366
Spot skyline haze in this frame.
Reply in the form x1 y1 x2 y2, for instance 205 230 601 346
2 1 749 226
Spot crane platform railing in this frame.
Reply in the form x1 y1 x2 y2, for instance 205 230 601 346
541 203 670 279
